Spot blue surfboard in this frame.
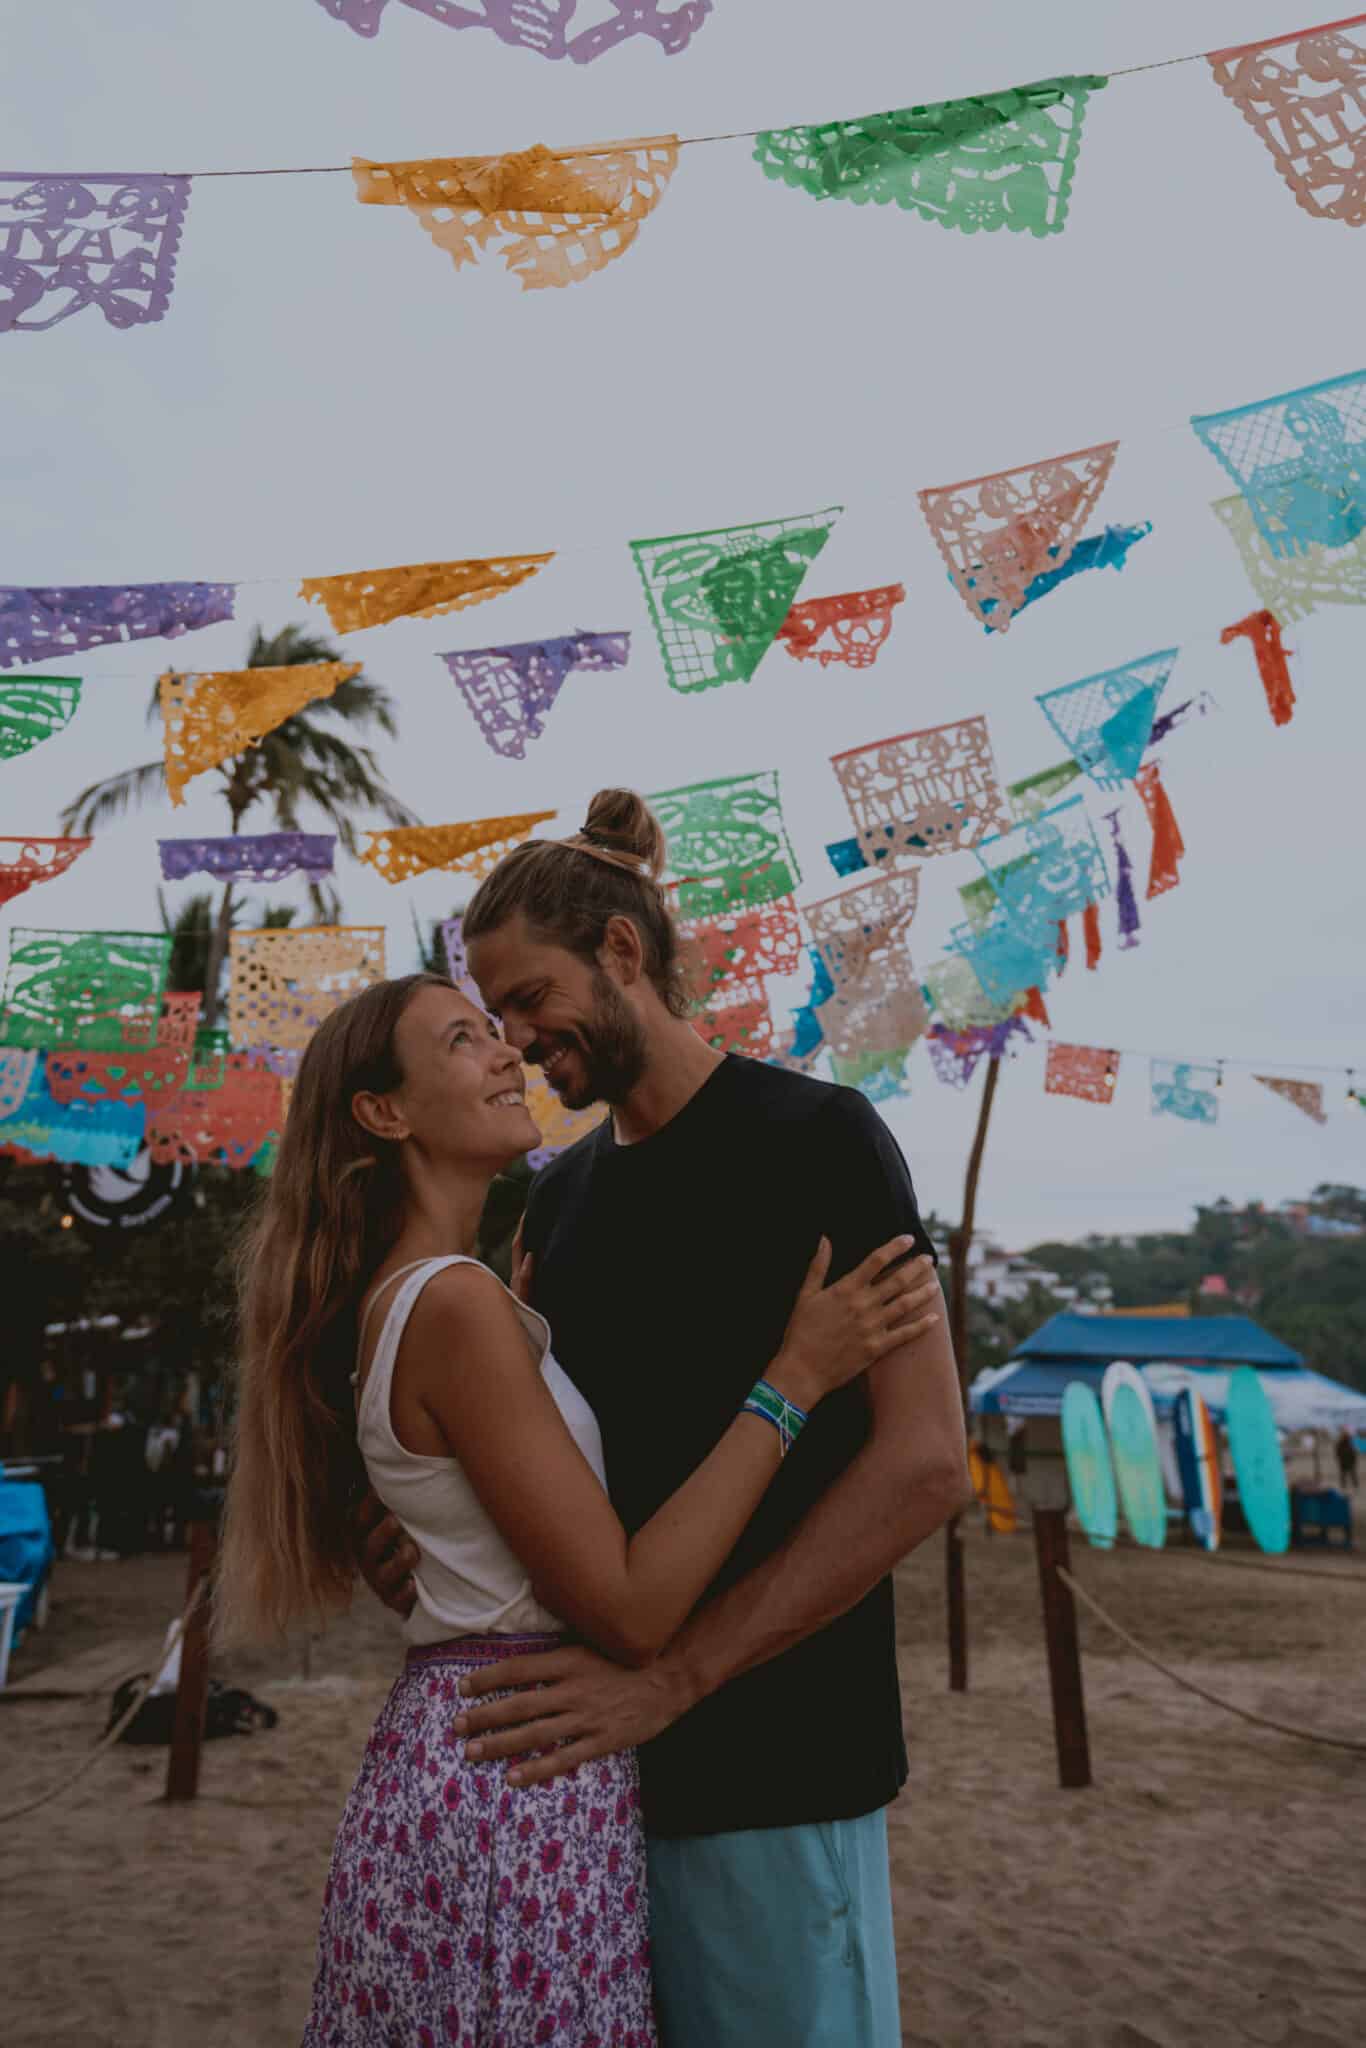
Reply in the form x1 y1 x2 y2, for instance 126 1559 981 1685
1173 1385 1222 1551
1062 1382 1118 1549
1225 1366 1290 1555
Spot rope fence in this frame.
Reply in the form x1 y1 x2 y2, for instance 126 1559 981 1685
0 1578 207 1826
1056 1564 1366 1756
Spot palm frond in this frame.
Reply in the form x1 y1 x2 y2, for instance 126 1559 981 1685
66 621 409 868
248 623 347 670
60 759 167 835
305 878 343 926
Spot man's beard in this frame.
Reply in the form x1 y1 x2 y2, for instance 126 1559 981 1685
545 972 647 1110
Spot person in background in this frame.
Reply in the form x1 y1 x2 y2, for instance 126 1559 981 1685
1335 1426 1359 1493
358 788 970 2048
90 1382 148 1559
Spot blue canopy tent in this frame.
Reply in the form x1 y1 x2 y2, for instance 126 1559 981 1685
970 1313 1366 1434
1010 1311 1303 1367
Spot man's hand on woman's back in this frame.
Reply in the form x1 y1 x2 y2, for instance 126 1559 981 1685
354 1488 418 1619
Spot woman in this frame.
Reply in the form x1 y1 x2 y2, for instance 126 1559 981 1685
217 972 937 2047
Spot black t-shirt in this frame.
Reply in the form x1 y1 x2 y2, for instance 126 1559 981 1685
522 1053 937 1839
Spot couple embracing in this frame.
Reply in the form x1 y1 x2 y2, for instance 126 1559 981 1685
219 787 970 2047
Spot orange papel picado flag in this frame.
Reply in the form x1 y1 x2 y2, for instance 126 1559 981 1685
353 137 679 292
160 663 362 806
299 555 554 635
361 813 558 884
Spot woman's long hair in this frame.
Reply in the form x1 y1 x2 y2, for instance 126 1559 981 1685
216 972 453 1648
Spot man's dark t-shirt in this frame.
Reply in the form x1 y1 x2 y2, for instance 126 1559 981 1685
522 1053 937 1840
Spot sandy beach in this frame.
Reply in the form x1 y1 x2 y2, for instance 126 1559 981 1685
2 1521 1362 2048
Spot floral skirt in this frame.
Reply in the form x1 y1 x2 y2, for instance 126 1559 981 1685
302 1634 657 2048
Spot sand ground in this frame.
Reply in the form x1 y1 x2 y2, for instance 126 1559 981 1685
2 1521 1363 2048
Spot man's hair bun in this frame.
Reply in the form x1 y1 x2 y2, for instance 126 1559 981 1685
582 788 666 879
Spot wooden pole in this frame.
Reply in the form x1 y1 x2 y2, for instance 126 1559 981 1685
944 1052 1003 1692
1031 1506 1092 1789
165 1516 216 1803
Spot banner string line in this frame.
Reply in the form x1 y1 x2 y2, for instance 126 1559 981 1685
1002 1047 1364 1080
130 31 1253 180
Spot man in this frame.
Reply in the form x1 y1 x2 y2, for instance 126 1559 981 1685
360 794 969 2045
1335 1427 1359 1494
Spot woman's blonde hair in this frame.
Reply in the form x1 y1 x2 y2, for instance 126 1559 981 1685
216 972 452 1648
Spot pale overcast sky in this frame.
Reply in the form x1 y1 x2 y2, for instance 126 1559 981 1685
4 0 1364 1247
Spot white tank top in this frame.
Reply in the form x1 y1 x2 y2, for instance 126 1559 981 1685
353 1254 608 1646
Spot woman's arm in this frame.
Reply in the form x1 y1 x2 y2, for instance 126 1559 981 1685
400 1244 936 1667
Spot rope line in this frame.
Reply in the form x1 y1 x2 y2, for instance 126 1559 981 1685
970 1493 1366 1584
1056 1563 1366 1754
52 27 1276 180
0 1579 207 1825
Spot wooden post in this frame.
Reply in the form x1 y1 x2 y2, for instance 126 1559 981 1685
944 1052 1003 1692
165 1515 216 1803
1031 1506 1092 1789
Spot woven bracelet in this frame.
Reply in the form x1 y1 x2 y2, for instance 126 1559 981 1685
743 1378 809 1458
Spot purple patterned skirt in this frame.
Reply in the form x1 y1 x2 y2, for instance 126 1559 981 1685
303 1634 657 2048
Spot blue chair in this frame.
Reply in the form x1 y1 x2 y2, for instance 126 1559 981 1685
0 1480 56 1659
1290 1485 1353 1552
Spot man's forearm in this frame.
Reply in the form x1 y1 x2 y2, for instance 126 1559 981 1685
660 1437 968 1708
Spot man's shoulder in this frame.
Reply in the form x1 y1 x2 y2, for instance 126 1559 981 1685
525 1121 604 1211
730 1057 883 1138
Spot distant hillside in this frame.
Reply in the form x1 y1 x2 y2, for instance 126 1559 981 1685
1013 1184 1366 1393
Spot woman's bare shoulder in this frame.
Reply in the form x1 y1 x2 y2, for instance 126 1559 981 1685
404 1260 528 1357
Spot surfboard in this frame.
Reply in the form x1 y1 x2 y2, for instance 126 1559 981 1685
1225 1366 1290 1554
1061 1382 1118 1549
1172 1384 1223 1551
968 1444 1018 1533
1103 1361 1167 1548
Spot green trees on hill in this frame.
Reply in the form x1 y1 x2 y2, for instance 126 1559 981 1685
1020 1186 1366 1391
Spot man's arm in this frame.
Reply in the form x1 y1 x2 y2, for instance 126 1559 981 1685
667 1277 968 1695
454 1282 970 1786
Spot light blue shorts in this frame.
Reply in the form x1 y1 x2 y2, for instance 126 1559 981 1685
646 1809 900 2048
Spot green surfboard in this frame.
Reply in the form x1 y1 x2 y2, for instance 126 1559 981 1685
1062 1381 1118 1549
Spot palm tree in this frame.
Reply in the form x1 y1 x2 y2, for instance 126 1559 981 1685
62 625 416 1024
157 889 300 999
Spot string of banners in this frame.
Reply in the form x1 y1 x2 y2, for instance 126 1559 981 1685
0 379 1356 1144
2 710 1356 1181
4 15 1365 332
4 348 1363 789
0 539 1352 1163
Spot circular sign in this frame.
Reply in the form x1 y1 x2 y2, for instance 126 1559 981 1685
1061 1382 1118 1549
1105 1371 1167 1549
60 1147 193 1234
1225 1366 1290 1555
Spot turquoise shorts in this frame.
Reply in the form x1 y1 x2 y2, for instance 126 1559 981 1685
646 1809 900 2048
